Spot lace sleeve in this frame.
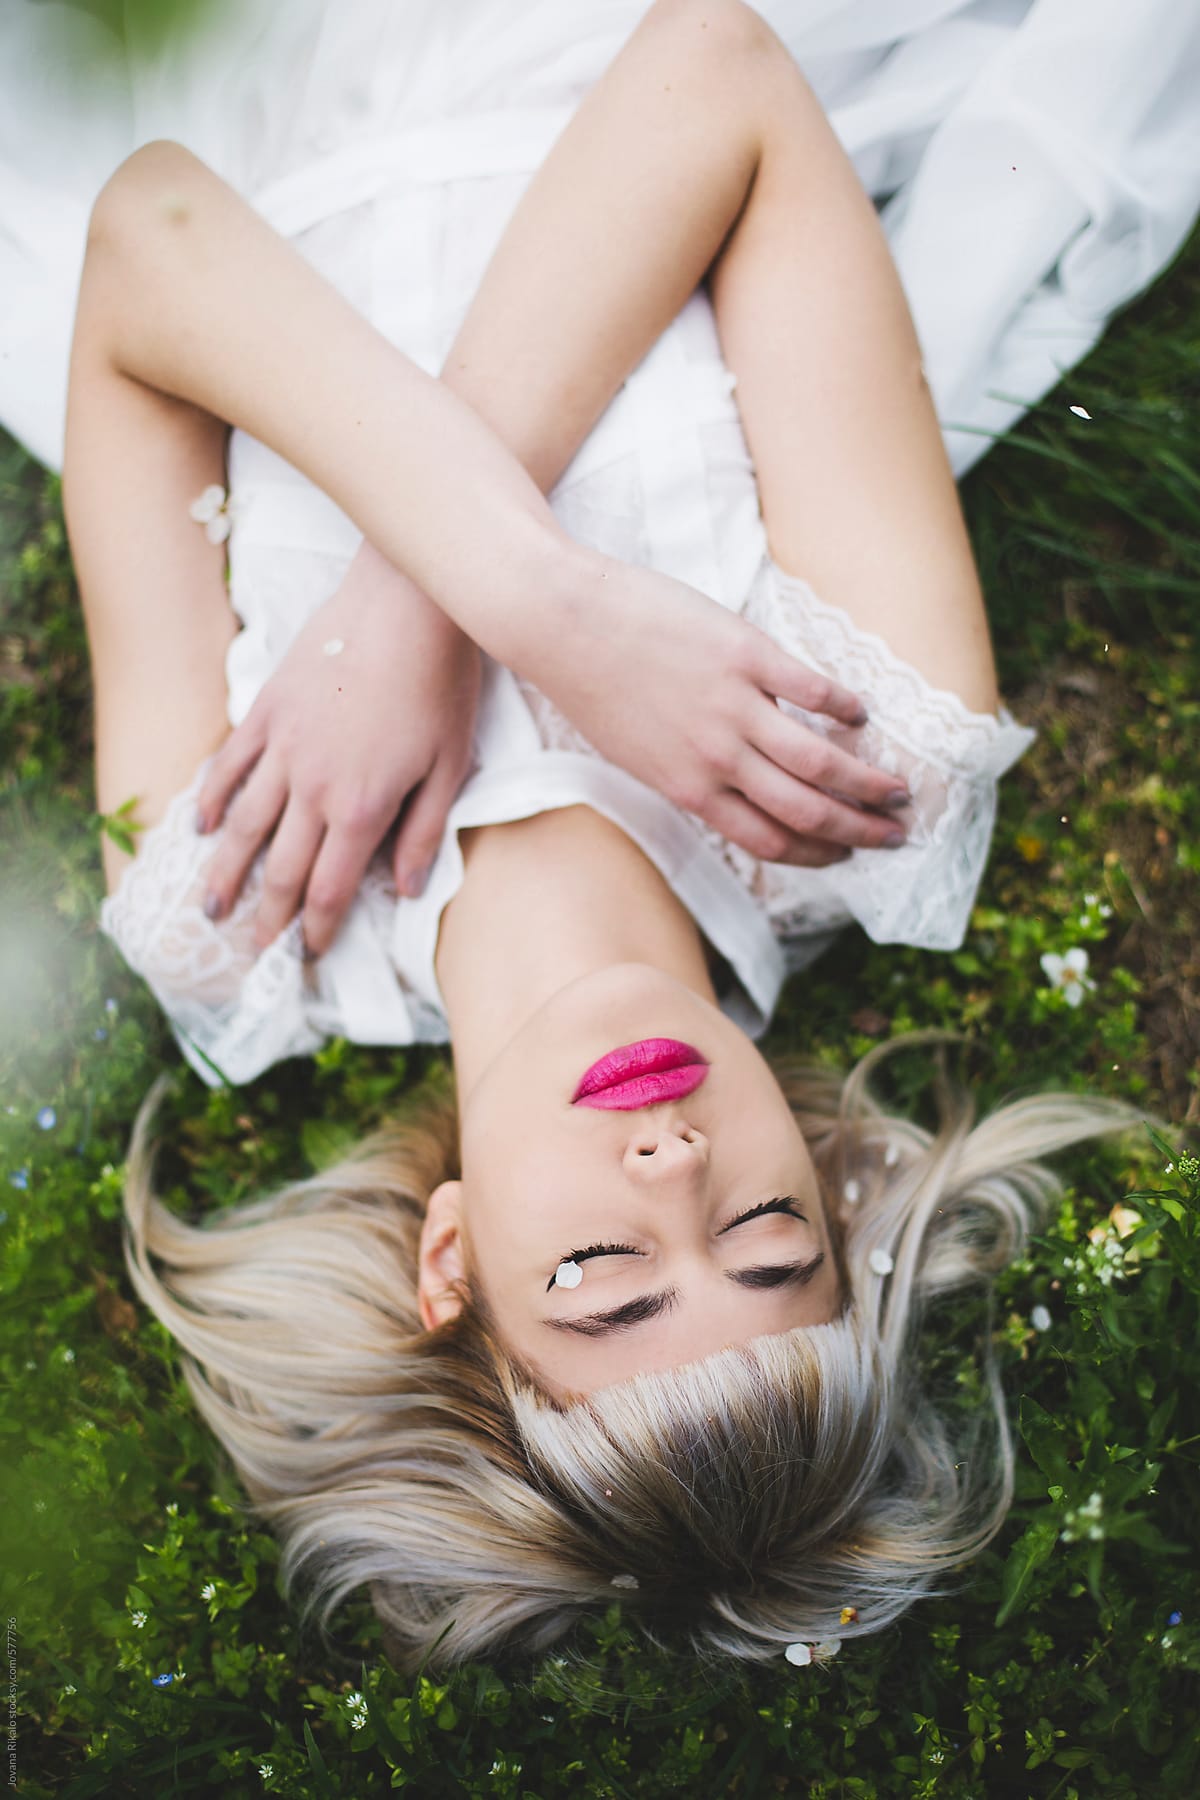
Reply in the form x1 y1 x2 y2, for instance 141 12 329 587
98 767 326 1086
748 565 1036 953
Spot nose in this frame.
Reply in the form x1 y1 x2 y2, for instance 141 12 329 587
623 1116 710 1184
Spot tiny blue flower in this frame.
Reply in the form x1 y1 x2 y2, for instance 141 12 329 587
151 1673 174 1688
93 1028 108 1042
105 997 118 1014
9 1169 28 1191
36 1107 57 1131
1167 1610 1183 1628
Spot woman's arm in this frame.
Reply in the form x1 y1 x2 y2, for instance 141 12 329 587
67 128 912 910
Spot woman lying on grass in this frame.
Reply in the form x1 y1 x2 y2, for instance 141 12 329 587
64 0 1132 1669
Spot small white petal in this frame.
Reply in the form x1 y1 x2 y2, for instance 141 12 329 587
188 485 225 523
1040 952 1065 984
784 1642 813 1667
1031 1305 1052 1332
204 513 232 546
843 1179 861 1204
1069 405 1092 419
868 1247 894 1276
1063 948 1090 976
322 638 345 657
610 1574 639 1590
814 1638 843 1659
1062 984 1085 1008
554 1260 582 1289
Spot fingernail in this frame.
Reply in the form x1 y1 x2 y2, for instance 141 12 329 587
404 867 429 899
883 829 906 849
853 707 869 726
203 892 222 921
883 789 911 810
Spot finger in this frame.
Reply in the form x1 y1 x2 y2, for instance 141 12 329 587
202 761 289 922
196 712 267 834
253 799 326 950
756 641 869 730
301 822 382 958
702 790 854 869
737 748 910 851
392 757 464 900
752 698 910 813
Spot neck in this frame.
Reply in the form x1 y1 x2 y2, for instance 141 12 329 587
434 806 716 1104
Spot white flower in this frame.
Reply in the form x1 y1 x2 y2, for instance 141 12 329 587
1069 404 1092 419
610 1574 639 1590
1030 1305 1052 1332
62 1347 75 1363
259 1765 273 1780
130 1610 147 1628
868 1247 894 1276
165 1503 178 1517
345 1691 366 1711
188 484 235 545
843 1179 861 1204
350 1713 367 1730
814 1638 842 1660
784 1642 813 1667
1040 947 1096 1007
200 1582 216 1602
62 1684 77 1696
554 1260 582 1289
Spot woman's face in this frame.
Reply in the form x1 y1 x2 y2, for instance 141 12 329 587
419 964 841 1396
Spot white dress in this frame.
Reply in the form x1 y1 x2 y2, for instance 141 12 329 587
2 0 1198 1086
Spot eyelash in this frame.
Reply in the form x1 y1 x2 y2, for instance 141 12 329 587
549 1196 804 1289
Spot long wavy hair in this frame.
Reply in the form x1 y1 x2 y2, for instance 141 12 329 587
121 1039 1135 1670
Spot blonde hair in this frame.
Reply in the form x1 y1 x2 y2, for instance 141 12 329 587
121 1040 1136 1669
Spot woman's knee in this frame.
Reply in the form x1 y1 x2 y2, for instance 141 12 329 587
86 139 211 260
644 0 788 76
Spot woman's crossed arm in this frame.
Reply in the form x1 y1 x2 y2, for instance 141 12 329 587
67 0 994 953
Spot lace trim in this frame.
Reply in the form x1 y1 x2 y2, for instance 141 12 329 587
751 565 1033 778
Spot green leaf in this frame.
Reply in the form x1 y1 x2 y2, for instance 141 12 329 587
995 1515 1059 1627
302 1720 338 1799
300 1117 358 1173
1019 1396 1072 1486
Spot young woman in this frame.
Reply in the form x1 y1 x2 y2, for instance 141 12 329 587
52 0 1150 1669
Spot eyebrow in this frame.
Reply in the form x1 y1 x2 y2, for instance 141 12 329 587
541 1254 827 1339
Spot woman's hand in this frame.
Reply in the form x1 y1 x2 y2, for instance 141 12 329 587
525 551 911 866
196 545 481 955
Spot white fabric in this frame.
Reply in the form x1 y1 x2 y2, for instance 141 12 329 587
2 0 1199 473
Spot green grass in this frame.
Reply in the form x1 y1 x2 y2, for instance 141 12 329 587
2 231 1199 1797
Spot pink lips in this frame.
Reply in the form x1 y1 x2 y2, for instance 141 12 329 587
572 1038 709 1111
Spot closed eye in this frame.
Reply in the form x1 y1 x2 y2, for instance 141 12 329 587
718 1195 805 1233
546 1241 640 1292
546 1198 805 1291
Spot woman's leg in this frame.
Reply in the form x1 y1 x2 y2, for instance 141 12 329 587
442 0 998 711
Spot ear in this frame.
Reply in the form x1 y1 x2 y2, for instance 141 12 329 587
417 1179 467 1330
